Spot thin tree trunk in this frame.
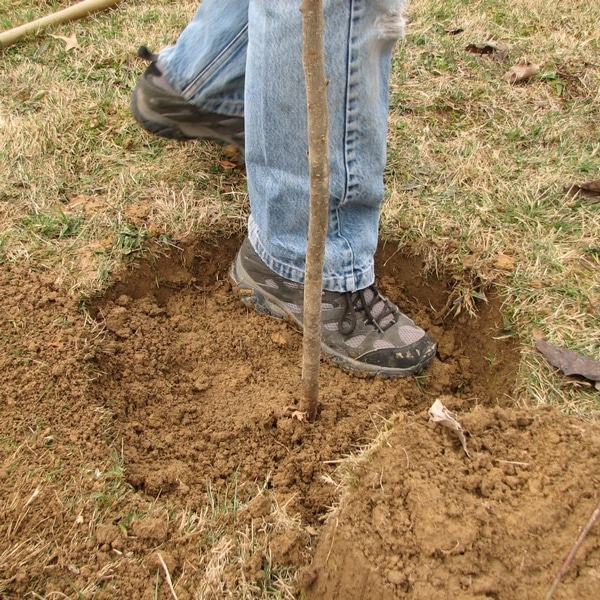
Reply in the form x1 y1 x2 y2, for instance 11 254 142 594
299 0 330 421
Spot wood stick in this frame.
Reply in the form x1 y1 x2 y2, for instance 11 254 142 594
300 0 330 422
0 0 121 49
545 498 600 600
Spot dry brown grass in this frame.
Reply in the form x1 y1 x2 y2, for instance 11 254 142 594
0 0 599 597
1 0 247 295
383 0 600 416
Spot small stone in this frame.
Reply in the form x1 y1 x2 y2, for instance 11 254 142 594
115 295 132 307
387 570 406 586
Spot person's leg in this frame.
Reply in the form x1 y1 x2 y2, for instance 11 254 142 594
232 0 436 376
245 0 406 292
157 0 249 116
130 0 248 153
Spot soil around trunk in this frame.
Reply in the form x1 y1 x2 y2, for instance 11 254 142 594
1 236 598 599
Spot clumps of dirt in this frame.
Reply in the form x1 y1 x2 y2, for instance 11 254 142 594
2 235 598 599
88 236 519 524
306 405 600 600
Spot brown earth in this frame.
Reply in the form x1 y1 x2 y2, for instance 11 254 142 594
0 236 598 599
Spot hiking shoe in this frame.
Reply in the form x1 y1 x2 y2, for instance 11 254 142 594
130 46 245 157
230 238 437 377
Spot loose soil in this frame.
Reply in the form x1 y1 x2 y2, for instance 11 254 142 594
1 236 598 599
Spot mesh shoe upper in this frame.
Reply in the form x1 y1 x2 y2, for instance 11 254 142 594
230 238 436 376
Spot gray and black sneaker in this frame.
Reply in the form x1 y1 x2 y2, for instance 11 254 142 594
130 46 245 157
230 238 437 377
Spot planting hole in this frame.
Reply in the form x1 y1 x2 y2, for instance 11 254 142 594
89 236 518 522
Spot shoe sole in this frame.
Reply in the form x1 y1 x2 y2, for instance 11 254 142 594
229 254 436 378
131 85 245 159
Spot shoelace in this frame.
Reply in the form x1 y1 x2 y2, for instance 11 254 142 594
339 286 397 335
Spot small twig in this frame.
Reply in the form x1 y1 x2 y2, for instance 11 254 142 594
493 459 530 467
545 498 600 600
157 553 179 600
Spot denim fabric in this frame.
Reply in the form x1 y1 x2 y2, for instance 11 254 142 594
158 0 248 117
157 0 407 292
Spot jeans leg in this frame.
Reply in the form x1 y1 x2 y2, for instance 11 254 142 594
246 0 406 292
158 0 249 117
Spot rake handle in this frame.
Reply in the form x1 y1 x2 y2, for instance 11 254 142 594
0 0 121 49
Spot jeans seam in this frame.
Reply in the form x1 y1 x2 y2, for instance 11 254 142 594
182 23 249 99
336 0 363 287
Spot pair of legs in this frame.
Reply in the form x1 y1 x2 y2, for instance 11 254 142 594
132 0 436 375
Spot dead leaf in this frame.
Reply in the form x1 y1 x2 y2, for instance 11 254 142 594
291 411 307 422
465 41 509 61
219 159 238 169
466 41 509 54
566 179 600 198
503 61 541 84
49 32 80 52
429 399 471 458
535 339 600 382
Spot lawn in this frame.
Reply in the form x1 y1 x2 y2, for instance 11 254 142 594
0 1 599 598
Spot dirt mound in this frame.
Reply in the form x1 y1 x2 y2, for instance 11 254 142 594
306 405 600 600
1 236 598 599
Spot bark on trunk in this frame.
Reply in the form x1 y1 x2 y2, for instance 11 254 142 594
299 0 330 421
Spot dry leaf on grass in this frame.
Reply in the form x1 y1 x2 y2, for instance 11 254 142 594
535 339 600 382
466 41 510 61
566 179 600 198
503 61 541 83
49 32 80 51
291 410 307 422
429 399 472 458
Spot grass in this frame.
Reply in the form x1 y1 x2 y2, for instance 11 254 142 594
0 425 300 599
1 0 247 294
383 0 600 415
0 0 599 597
0 0 596 411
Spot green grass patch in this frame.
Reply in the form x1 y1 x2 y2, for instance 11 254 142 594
0 0 599 418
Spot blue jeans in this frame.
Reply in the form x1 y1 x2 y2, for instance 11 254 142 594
159 0 407 292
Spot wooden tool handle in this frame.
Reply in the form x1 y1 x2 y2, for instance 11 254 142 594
0 0 121 49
